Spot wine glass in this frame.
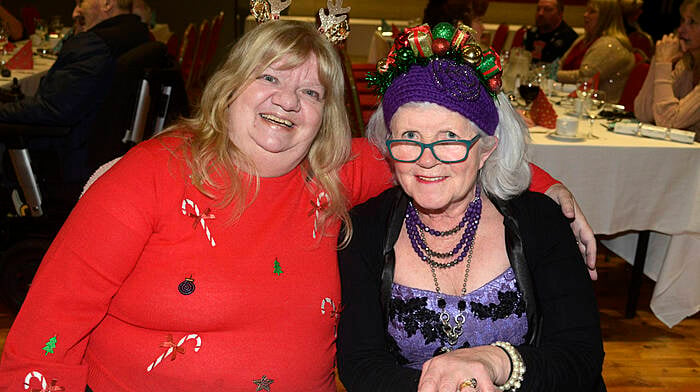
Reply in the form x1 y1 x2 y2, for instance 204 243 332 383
518 71 540 112
585 90 606 139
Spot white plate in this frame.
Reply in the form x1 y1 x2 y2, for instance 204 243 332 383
547 132 586 142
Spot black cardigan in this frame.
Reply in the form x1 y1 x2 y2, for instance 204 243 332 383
337 187 605 391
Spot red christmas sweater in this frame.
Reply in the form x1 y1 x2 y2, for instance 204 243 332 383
0 136 555 391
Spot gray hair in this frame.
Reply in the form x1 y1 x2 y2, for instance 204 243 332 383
366 93 531 200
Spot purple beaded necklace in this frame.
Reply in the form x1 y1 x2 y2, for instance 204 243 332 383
405 184 482 269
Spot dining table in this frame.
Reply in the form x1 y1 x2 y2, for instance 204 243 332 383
0 40 56 97
527 103 700 328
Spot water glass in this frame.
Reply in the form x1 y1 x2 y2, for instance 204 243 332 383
585 90 606 139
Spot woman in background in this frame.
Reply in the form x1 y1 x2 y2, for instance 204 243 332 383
557 0 635 103
634 0 700 141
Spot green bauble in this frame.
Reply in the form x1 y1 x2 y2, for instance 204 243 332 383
395 47 415 64
432 22 455 41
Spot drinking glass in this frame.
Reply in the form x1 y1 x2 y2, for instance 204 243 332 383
585 90 606 139
518 70 540 111
0 21 8 66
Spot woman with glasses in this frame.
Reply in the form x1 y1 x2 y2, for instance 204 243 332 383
337 25 605 391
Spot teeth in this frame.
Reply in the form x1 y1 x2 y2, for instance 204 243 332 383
260 114 293 127
418 176 445 182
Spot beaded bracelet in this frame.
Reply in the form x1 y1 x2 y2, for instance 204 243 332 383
491 341 525 391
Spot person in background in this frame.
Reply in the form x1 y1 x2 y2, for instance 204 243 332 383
132 0 154 27
556 0 635 103
0 0 149 201
0 5 22 41
523 0 578 63
634 0 700 142
337 25 605 391
423 0 490 41
620 0 654 59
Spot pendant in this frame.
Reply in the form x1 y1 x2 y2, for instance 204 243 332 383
178 276 195 295
439 300 467 345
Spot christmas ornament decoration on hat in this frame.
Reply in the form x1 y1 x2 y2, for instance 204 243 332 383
366 21 503 98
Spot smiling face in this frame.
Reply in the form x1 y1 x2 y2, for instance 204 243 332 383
678 5 700 52
227 55 325 177
389 104 495 215
583 3 600 36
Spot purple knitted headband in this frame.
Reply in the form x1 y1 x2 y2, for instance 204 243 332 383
381 59 499 135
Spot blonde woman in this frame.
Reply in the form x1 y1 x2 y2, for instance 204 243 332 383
634 0 700 141
557 0 635 103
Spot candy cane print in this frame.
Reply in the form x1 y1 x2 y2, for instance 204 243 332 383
146 334 202 372
24 371 47 390
321 297 339 337
312 192 329 239
181 199 216 247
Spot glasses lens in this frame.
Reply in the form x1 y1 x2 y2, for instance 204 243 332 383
389 140 423 162
433 141 469 162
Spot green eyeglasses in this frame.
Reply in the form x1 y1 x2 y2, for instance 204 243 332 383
385 134 481 163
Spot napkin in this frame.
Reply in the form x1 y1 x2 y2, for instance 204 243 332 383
5 41 33 70
567 73 600 98
529 89 557 129
3 42 15 52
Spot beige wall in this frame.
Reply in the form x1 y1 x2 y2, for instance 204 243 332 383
288 1 585 29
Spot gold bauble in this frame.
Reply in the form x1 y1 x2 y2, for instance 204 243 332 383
462 45 483 66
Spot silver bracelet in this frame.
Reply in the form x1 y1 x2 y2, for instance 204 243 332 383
491 341 526 391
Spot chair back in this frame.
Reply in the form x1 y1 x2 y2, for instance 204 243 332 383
491 23 509 53
201 12 224 82
188 19 211 88
20 6 40 35
86 41 170 171
178 23 198 85
618 61 650 112
166 33 180 59
510 26 527 49
629 31 654 60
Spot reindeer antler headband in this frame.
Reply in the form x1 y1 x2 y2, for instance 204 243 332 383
250 0 351 44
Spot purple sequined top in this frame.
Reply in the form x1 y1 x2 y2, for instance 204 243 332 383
387 268 528 369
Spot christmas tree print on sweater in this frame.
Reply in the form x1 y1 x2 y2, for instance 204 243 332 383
42 336 57 355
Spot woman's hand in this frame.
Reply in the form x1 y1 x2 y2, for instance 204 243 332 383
544 183 598 280
655 34 683 64
417 346 510 392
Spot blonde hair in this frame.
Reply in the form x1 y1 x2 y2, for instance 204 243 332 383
586 0 632 50
162 20 353 244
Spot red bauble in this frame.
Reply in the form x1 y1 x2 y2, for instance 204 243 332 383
431 38 450 56
488 77 503 92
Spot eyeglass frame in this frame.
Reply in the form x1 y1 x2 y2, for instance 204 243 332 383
385 134 482 164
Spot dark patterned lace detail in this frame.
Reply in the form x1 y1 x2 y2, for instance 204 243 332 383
470 290 526 321
387 268 528 369
388 296 443 345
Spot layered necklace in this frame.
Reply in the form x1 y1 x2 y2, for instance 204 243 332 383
405 184 482 349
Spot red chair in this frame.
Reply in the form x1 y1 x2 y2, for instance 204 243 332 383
20 6 40 35
490 23 509 53
201 12 224 83
188 19 211 88
166 34 180 59
510 26 527 49
618 62 650 112
178 23 198 87
629 31 654 60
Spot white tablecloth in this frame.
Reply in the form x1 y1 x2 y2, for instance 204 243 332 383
528 120 700 327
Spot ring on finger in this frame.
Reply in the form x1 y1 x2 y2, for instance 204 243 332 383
459 377 478 390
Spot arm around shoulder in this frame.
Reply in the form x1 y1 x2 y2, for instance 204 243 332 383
514 193 605 391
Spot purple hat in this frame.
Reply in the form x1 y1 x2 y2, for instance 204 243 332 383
381 59 498 135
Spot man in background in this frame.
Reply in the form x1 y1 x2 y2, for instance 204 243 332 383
523 0 578 63
0 0 149 200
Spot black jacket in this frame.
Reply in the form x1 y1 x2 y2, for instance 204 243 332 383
0 14 149 183
337 187 605 391
523 21 579 63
